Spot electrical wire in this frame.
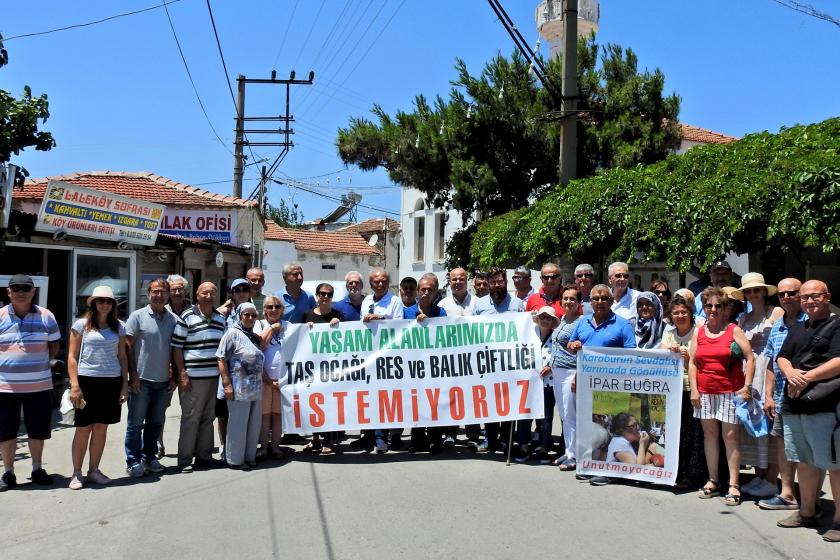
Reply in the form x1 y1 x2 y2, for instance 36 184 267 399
272 178 399 216
770 0 840 27
161 0 233 156
271 0 300 69
292 0 326 71
4 0 184 41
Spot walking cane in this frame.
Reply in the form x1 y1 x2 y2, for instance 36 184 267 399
505 421 515 466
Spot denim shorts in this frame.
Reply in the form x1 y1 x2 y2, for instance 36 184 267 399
783 403 840 471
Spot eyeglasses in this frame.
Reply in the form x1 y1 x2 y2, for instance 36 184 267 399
540 274 560 281
317 291 334 298
241 313 258 318
612 273 629 279
704 303 724 309
232 286 250 293
94 299 114 306
800 292 827 302
10 285 32 292
512 275 528 281
264 305 282 310
777 290 799 299
653 290 669 296
575 273 594 278
590 296 611 302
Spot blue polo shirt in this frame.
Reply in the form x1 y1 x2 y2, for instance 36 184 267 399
333 296 362 321
473 294 523 315
274 288 316 324
569 312 636 349
403 303 447 319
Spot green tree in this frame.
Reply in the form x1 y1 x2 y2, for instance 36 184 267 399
0 35 56 185
472 118 840 272
336 37 681 265
265 199 304 227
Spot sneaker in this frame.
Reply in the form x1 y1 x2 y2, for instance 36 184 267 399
758 495 799 510
375 437 389 454
146 458 165 474
1 471 17 490
590 476 612 486
30 468 54 486
443 435 456 447
86 469 112 485
126 462 145 478
178 464 194 474
749 479 778 499
476 440 490 453
466 440 479 450
156 441 166 459
219 447 226 462
281 433 306 445
575 473 593 481
514 447 530 463
68 472 84 490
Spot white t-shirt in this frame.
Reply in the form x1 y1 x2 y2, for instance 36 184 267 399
607 436 636 463
439 293 475 317
361 291 404 319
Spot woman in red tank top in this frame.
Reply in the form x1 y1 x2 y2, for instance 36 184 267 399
688 287 755 506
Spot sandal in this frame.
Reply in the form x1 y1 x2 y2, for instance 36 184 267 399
319 446 335 456
558 457 577 471
302 441 322 452
697 479 720 499
723 484 741 506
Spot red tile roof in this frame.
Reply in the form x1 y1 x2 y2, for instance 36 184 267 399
265 222 379 256
16 171 257 208
338 217 400 234
679 123 739 144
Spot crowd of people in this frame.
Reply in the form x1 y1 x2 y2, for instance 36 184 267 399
1 259 839 543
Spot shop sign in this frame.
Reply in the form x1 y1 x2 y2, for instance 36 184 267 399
37 180 164 246
159 209 238 244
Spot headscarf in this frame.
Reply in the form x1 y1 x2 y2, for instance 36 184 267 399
234 302 261 347
635 291 664 349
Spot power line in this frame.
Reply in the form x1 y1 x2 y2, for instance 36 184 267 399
272 178 400 216
162 0 233 156
770 0 840 28
4 0 184 41
271 0 300 68
292 0 326 71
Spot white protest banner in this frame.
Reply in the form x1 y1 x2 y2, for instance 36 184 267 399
36 180 164 246
276 315 543 433
575 347 683 485
159 208 238 244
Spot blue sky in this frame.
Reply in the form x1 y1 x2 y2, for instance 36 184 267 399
3 1 838 222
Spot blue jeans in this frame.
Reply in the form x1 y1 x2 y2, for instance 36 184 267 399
125 380 171 465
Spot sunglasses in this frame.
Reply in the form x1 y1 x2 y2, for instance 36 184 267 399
317 291 334 298
575 273 594 278
541 274 560 281
590 296 611 302
241 313 258 318
10 285 32 292
94 299 114 305
704 303 724 309
612 273 630 279
653 290 670 296
232 286 250 293
264 305 282 310
742 287 764 295
777 290 799 299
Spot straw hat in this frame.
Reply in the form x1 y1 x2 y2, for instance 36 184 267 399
731 273 777 300
86 285 117 307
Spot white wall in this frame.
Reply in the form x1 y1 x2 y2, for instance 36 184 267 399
399 187 462 287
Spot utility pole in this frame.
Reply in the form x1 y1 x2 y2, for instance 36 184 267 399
232 70 315 199
233 76 246 198
559 0 578 186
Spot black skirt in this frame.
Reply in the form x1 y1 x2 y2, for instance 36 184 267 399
74 375 123 427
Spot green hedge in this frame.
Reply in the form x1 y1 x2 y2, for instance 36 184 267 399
472 117 840 271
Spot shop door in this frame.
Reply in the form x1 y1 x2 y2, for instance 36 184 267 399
72 249 136 320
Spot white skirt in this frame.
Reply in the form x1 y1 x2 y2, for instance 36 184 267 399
694 392 738 424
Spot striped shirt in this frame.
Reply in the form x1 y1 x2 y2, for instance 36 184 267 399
0 304 61 393
171 305 226 378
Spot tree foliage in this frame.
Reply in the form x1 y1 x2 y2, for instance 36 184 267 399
266 199 304 227
0 35 56 185
472 117 840 272
336 37 681 265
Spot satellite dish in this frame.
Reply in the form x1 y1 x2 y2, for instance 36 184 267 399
368 234 379 246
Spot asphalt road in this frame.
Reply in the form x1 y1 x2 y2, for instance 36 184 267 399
2 402 836 560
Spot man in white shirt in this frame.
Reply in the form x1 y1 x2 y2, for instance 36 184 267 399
440 267 474 317
608 261 638 320
361 268 404 322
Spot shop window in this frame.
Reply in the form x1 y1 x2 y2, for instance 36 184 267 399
73 249 135 320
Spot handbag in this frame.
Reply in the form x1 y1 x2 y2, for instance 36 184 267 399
733 388 770 438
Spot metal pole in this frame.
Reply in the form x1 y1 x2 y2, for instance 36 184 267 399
560 0 578 186
233 74 246 198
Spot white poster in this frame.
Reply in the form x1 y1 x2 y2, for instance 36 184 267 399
575 347 683 485
275 315 544 433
